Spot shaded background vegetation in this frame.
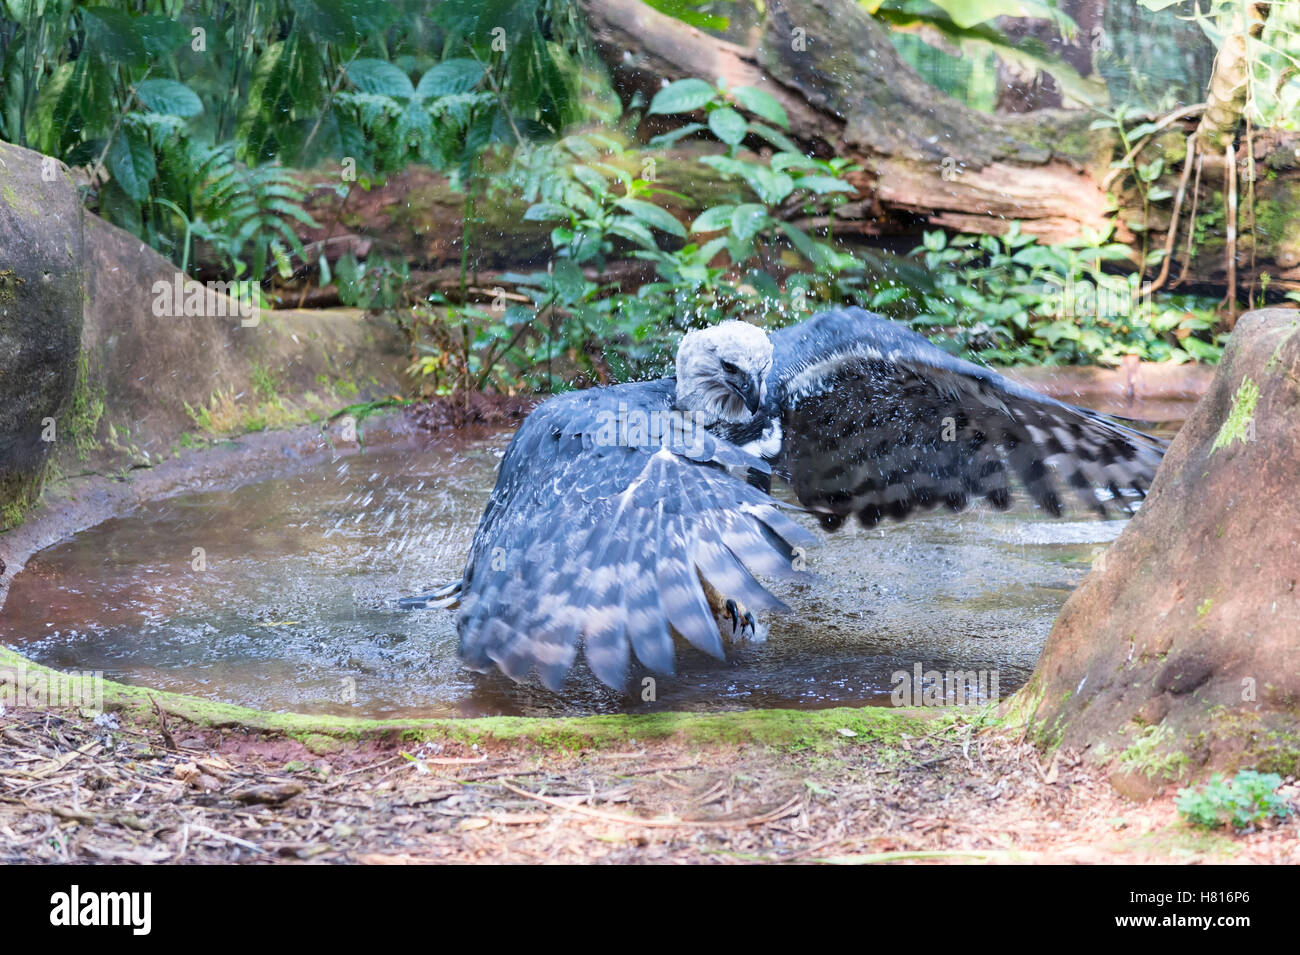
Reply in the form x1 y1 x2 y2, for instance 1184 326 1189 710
3 0 1298 395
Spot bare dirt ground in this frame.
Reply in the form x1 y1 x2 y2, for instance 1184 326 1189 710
1 704 1295 865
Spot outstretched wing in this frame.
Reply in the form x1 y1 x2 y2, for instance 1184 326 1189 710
768 308 1166 528
454 380 813 690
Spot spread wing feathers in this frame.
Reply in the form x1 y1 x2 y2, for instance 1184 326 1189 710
770 308 1166 528
456 382 814 690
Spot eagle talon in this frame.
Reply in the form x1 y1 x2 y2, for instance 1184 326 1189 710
725 598 741 633
720 598 759 641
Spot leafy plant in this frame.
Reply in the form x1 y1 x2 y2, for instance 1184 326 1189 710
645 77 862 277
333 252 411 311
403 76 871 395
1176 770 1294 831
1088 104 1182 266
906 222 1226 365
180 146 319 281
0 0 600 281
1139 0 1300 132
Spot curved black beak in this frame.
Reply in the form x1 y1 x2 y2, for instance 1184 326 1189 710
730 374 763 415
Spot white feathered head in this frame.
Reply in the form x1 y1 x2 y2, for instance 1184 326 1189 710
674 321 773 425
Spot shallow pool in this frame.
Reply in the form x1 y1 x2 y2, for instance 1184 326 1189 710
1 434 1134 718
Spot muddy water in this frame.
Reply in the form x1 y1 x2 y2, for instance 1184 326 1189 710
1 433 1136 719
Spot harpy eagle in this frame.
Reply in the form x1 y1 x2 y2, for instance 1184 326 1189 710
401 307 1164 690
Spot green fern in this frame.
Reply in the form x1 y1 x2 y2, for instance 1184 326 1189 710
186 146 318 281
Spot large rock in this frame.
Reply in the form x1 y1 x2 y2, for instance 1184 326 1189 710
0 143 84 528
79 214 409 468
1022 308 1300 792
2 141 411 527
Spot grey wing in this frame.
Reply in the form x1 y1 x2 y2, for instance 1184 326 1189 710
768 307 1167 528
456 387 814 690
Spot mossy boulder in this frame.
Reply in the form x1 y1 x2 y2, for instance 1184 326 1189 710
76 214 410 469
0 142 85 529
1023 308 1300 795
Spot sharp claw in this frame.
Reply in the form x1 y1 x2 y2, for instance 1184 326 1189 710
742 611 756 638
725 598 740 633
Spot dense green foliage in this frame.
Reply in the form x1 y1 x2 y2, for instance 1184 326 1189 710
903 224 1225 364
406 77 865 394
0 0 594 275
1176 770 1293 831
1139 0 1300 130
402 66 1228 396
3 0 1271 394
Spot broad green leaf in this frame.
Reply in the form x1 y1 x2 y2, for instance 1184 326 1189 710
748 123 799 153
645 123 706 149
698 154 755 178
134 78 203 117
550 258 587 303
771 152 821 173
237 39 295 162
609 217 658 249
731 86 788 129
730 203 768 241
616 197 686 237
874 8 1100 105
744 167 794 204
347 59 415 98
923 0 1075 31
571 164 608 196
135 15 188 60
81 6 147 68
30 60 84 154
692 236 729 265
795 175 855 195
648 78 716 115
415 58 485 98
561 136 600 161
108 127 155 201
641 0 730 31
523 202 570 222
691 204 736 232
707 106 748 145
727 234 754 265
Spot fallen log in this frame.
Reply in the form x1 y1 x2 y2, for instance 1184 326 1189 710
579 0 1300 291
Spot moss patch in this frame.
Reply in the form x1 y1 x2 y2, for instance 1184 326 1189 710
1118 725 1190 781
0 468 45 532
0 645 943 753
58 349 107 460
1211 376 1260 452
1114 822 1242 860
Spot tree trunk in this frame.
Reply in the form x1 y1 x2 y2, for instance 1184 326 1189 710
1196 1 1270 152
580 0 1114 245
1016 309 1300 794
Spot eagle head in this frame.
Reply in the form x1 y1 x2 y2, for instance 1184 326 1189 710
675 321 773 426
